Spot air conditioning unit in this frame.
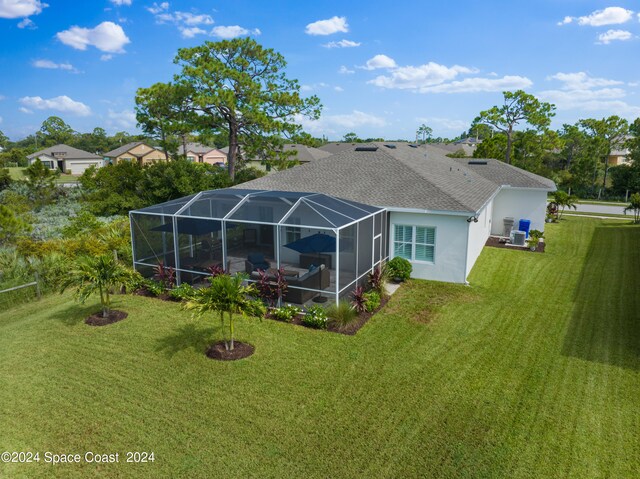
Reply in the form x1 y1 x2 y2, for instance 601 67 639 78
513 231 526 246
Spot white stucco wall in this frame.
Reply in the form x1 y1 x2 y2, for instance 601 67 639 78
465 200 493 278
491 187 548 236
389 211 469 283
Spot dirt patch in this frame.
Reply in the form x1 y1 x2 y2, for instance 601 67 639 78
134 287 155 298
205 341 255 360
85 310 128 326
485 236 545 253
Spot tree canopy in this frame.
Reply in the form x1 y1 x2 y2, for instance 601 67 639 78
171 38 322 180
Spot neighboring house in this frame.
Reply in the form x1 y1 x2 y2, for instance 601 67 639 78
179 142 227 165
430 142 474 157
104 141 166 166
608 147 631 166
220 144 332 172
236 142 555 284
317 142 360 155
26 144 103 175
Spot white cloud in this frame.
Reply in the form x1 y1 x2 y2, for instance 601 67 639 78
210 25 261 39
322 39 360 48
305 16 348 35
181 26 206 38
560 7 634 27
597 29 633 44
296 110 386 136
539 71 640 116
418 75 533 94
362 54 397 70
338 65 354 74
107 108 136 129
416 116 469 133
32 59 76 71
19 107 33 114
101 54 113 61
334 86 344 92
17 17 35 28
0 0 47 19
19 95 91 116
146 1 168 14
110 0 131 5
300 82 329 92
549 72 624 90
368 61 475 88
57 21 130 53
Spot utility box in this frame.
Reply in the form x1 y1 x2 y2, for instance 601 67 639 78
513 231 526 246
503 217 515 237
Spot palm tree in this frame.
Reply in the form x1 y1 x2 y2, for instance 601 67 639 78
60 254 134 318
184 273 265 351
551 191 578 219
416 124 433 144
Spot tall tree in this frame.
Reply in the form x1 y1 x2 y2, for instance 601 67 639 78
135 82 196 159
474 90 555 165
416 124 433 143
0 129 8 149
39 116 75 146
579 116 629 190
173 38 322 180
343 132 359 142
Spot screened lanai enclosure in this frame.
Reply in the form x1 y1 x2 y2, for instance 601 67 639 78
129 189 388 305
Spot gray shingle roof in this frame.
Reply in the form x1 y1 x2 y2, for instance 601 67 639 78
220 144 332 163
237 142 555 214
178 142 219 155
27 144 101 160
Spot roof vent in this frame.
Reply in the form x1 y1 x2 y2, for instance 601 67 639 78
408 144 418 148
383 144 396 149
355 146 378 152
468 160 488 165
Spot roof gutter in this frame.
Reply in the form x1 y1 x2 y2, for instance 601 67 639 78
381 206 474 217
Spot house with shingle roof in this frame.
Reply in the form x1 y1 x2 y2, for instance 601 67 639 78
178 142 227 165
27 144 103 175
220 143 332 172
237 142 555 283
104 141 167 166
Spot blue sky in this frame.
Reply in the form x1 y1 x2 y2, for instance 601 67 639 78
1 0 639 141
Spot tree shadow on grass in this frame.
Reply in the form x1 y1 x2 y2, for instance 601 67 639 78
155 322 217 358
562 223 640 371
49 302 96 326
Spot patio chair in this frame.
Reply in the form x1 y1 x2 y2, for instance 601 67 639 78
245 253 271 273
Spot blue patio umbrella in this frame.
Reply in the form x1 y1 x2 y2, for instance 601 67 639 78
284 233 336 303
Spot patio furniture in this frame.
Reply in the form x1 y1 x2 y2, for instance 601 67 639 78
245 253 271 273
284 265 330 304
299 252 332 269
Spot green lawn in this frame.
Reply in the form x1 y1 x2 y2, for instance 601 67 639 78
7 167 79 183
1 217 639 478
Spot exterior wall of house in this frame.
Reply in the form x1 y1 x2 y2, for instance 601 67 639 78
30 155 57 169
608 154 629 166
465 200 493 278
491 187 548 236
389 211 469 283
140 149 167 165
202 150 227 164
63 159 103 175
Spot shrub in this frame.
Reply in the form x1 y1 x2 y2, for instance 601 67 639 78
153 260 176 290
363 291 381 312
144 279 165 297
271 304 301 322
302 305 328 329
388 257 412 281
326 301 357 329
256 267 288 307
169 283 196 301
351 286 367 313
368 264 389 297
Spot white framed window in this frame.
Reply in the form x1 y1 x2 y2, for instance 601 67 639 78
187 156 195 162
285 218 301 243
393 225 435 263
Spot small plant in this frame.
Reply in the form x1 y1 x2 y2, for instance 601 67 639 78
388 257 412 281
169 283 196 301
624 192 640 223
145 279 165 297
363 290 381 312
302 305 328 329
270 304 301 322
528 229 544 251
326 301 357 329
368 264 389 297
256 267 288 307
153 260 176 289
207 263 226 278
351 286 367 313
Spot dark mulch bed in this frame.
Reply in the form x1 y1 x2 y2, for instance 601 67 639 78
485 236 545 253
266 296 389 336
85 310 128 326
134 287 155 298
206 341 255 361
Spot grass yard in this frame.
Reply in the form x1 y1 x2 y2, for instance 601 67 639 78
1 217 639 478
7 167 79 183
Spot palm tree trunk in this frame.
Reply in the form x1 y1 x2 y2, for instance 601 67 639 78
220 312 227 350
99 285 107 318
229 313 234 351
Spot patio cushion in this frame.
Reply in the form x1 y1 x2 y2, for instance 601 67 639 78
248 253 265 264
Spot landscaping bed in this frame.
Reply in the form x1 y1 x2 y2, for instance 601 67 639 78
485 236 545 253
85 310 128 326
